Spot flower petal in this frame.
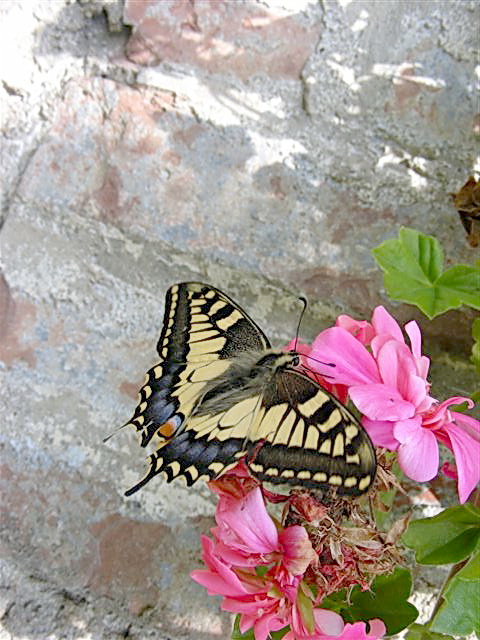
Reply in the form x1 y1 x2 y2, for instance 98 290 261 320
309 328 381 386
331 620 386 639
313 608 345 635
217 487 279 554
451 410 480 438
440 418 480 503
367 619 387 638
279 525 316 576
376 340 415 397
422 396 475 429
336 314 375 345
190 536 254 597
349 383 415 421
254 611 287 640
395 418 439 482
362 418 399 449
404 321 422 358
441 461 458 480
371 306 404 342
404 321 430 379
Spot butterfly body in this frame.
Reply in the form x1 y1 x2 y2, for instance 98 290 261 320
124 283 376 497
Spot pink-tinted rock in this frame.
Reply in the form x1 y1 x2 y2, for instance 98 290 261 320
0 272 37 367
124 0 322 79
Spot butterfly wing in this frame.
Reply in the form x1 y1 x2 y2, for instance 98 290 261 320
248 369 376 495
125 282 270 494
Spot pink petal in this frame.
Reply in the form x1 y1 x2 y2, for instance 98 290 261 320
441 461 458 479
367 619 387 638
440 420 480 503
370 334 392 359
254 612 287 640
331 620 386 639
395 418 439 482
279 525 315 576
371 306 405 342
313 608 345 635
240 614 256 634
218 487 278 554
375 340 431 412
362 417 399 449
211 539 265 568
349 384 415 421
404 321 422 359
451 410 480 438
423 396 475 429
376 340 415 398
190 568 244 597
190 536 253 596
223 596 273 615
404 321 431 379
336 314 375 345
405 374 433 412
309 328 381 386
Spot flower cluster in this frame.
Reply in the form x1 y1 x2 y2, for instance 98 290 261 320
191 464 387 640
192 307 478 639
299 306 480 504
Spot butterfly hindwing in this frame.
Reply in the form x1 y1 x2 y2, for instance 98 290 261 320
248 370 376 496
125 394 263 495
125 282 270 493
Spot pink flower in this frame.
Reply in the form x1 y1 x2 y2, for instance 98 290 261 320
191 471 344 640
307 306 480 503
213 486 316 576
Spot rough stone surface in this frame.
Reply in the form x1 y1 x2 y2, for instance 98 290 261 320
0 1 478 638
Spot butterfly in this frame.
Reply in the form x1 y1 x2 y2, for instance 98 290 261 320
124 282 376 497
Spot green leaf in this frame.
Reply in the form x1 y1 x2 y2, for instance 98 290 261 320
430 552 480 636
322 569 417 634
435 265 480 310
297 588 315 634
402 505 480 564
320 588 348 614
405 622 454 639
231 616 255 640
372 227 480 319
346 568 418 634
472 318 480 375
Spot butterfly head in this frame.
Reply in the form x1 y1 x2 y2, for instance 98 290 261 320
287 351 301 368
269 351 301 370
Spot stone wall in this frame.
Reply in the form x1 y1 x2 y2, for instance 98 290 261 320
1 1 477 638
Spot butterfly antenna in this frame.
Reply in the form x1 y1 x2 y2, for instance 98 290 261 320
294 296 308 351
103 421 131 443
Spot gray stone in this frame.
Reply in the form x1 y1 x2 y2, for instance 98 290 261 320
1 0 478 638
